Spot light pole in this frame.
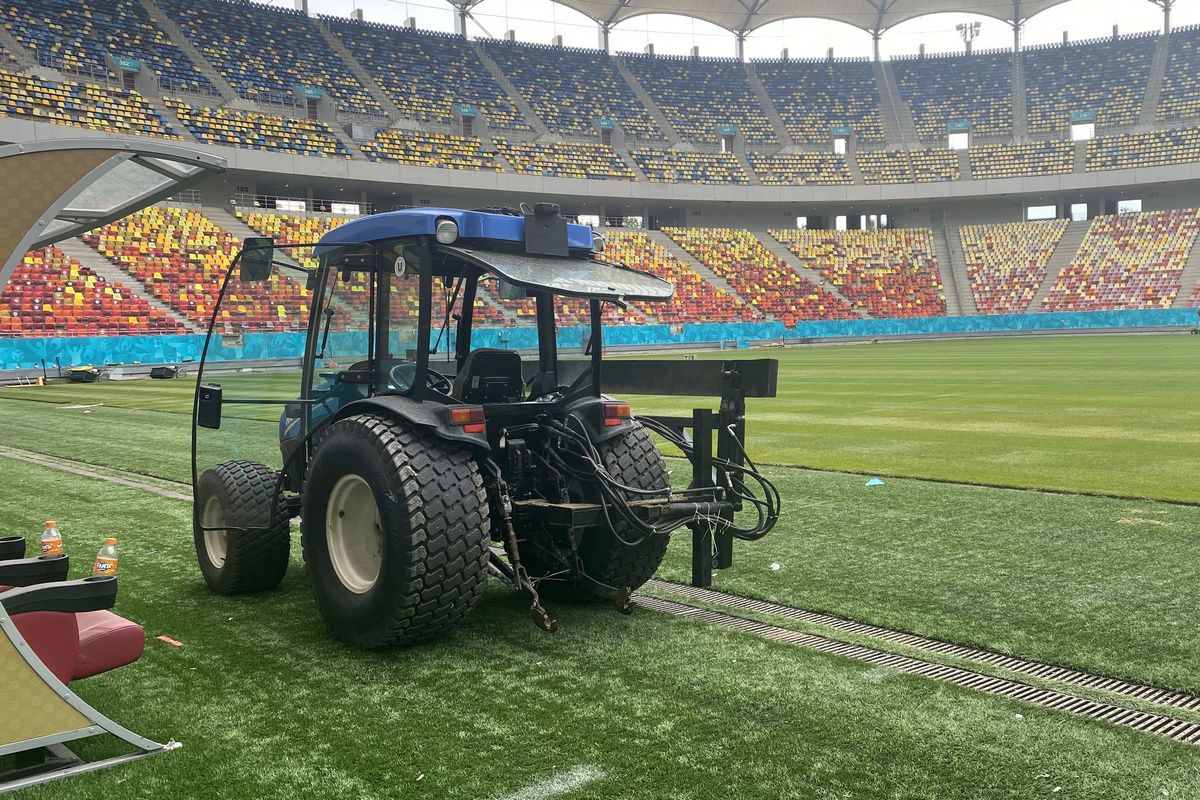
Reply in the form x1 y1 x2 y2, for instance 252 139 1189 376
956 21 981 54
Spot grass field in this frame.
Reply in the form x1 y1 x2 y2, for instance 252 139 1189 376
1 334 1199 798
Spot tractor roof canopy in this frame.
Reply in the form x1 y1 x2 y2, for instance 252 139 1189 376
318 207 673 303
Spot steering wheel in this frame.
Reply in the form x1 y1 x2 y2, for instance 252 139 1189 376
388 362 453 395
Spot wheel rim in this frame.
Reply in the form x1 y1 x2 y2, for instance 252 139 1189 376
201 495 227 569
325 473 383 594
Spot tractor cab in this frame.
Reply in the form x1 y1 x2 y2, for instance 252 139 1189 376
191 204 777 648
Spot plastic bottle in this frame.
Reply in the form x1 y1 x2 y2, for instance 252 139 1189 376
92 538 119 577
40 521 63 556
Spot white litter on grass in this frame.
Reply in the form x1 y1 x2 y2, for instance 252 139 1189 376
492 765 606 800
770 562 782 571
58 403 103 410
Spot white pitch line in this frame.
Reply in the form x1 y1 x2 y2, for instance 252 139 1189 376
491 765 606 800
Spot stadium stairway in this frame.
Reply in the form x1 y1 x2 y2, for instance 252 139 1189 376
315 21 403 121
1140 32 1171 128
734 150 761 185
745 64 792 146
956 149 973 180
1011 53 1028 140
0 25 31 68
155 99 200 144
1031 219 1090 310
470 43 546 137
873 60 919 148
751 231 865 316
932 225 969 315
1172 230 1200 307
136 0 237 99
845 152 866 184
59 237 202 333
613 58 680 144
643 229 749 302
1072 139 1087 172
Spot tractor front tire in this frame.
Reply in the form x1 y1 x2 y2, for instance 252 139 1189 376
301 413 490 649
195 460 291 595
526 424 671 599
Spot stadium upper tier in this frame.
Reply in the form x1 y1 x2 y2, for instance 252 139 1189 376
4 23 1200 189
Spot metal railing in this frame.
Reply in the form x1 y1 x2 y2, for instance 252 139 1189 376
229 193 375 217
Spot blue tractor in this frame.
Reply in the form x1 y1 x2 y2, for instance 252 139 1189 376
191 203 778 648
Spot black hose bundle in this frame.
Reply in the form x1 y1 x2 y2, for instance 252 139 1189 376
536 414 780 548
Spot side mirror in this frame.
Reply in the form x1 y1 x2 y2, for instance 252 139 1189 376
197 384 222 429
240 237 274 282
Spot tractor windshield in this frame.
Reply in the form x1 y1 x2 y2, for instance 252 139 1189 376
190 242 328 505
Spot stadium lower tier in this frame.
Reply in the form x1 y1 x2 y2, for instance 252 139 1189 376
5 208 1200 338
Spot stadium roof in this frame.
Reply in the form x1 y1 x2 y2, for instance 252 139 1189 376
529 0 1074 35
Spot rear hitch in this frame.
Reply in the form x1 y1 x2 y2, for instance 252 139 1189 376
486 461 558 634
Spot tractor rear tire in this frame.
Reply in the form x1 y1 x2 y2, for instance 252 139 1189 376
195 460 291 595
301 413 490 649
526 424 671 599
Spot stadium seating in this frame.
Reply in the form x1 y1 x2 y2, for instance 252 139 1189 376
0 0 213 92
771 228 946 318
1024 34 1156 133
857 149 912 184
602 231 760 323
892 51 1012 140
960 219 1069 314
753 58 883 144
909 148 960 182
0 69 177 137
235 210 507 325
747 152 852 186
0 246 185 336
362 129 503 171
157 0 380 115
1041 209 1200 311
493 139 634 180
323 20 526 130
632 148 749 185
1158 25 1200 122
623 55 776 145
969 141 1075 179
482 41 658 139
1085 127 1200 172
165 98 351 157
662 227 856 322
83 205 311 332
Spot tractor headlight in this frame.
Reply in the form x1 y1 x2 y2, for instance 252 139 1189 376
592 233 606 253
435 219 459 244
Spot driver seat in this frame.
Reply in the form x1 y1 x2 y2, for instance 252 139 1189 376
453 348 524 404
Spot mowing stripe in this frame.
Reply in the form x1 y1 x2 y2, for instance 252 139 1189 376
634 594 1200 747
491 765 606 800
645 579 1200 715
0 445 192 501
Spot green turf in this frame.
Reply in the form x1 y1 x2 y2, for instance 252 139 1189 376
5 458 1200 800
6 334 1199 501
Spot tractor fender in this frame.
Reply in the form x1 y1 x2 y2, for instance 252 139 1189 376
562 395 636 446
325 395 491 452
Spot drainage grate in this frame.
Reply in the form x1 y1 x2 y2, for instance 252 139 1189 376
634 594 1200 746
645 579 1200 716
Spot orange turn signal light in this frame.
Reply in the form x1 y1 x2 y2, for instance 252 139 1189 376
601 401 631 427
449 405 486 433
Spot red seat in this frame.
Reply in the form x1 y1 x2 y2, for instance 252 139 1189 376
1 580 145 684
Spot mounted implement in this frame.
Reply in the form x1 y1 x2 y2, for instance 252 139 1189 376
191 204 779 648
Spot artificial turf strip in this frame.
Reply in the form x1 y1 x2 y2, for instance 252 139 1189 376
3 456 1200 800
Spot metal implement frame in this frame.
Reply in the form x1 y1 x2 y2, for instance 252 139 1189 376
600 358 778 587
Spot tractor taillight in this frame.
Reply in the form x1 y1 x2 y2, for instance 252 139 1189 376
449 405 485 433
601 401 631 427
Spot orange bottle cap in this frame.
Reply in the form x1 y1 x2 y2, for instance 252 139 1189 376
45 521 56 526
104 538 118 545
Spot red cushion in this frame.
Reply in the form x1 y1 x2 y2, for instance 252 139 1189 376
12 611 79 684
73 611 144 680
